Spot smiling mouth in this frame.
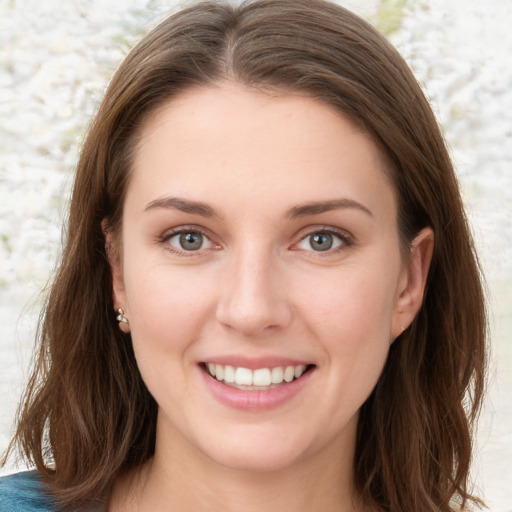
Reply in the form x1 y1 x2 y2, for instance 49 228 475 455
202 363 315 390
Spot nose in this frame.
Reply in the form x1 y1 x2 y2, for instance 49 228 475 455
215 247 293 337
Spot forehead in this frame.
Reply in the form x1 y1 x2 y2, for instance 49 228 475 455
127 82 396 220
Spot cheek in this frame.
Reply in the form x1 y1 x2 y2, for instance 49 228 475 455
122 258 219 359
295 265 398 396
281 271 394 448
122 268 211 404
298 267 398 342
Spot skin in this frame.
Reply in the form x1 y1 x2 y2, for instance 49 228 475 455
107 82 433 512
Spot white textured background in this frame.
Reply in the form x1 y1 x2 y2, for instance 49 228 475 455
1 1 511 510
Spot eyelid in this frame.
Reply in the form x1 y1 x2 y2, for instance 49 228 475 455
158 224 353 256
291 225 354 253
160 225 221 255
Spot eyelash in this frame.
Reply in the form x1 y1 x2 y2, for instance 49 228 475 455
293 226 353 256
159 226 219 256
159 226 353 257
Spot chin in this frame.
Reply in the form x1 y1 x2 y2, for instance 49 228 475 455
195 422 326 474
207 444 304 473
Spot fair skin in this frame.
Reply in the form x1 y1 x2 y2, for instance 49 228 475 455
107 82 433 512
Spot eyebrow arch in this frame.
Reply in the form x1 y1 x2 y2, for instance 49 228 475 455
144 196 219 217
285 198 373 219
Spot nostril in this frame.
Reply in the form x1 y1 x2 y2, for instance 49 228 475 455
215 271 293 335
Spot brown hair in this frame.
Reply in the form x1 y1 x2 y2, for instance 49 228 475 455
5 1 486 510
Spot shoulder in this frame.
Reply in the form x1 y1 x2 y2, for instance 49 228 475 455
0 471 56 512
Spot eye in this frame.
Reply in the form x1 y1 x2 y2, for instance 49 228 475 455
296 230 347 252
165 230 215 252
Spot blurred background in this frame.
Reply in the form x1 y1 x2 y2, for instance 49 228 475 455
1 0 510 509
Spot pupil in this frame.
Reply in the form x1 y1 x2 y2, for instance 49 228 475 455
179 232 202 250
311 233 332 251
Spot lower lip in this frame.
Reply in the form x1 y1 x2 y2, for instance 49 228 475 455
200 366 314 411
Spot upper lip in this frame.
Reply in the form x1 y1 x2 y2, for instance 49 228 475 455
200 355 314 370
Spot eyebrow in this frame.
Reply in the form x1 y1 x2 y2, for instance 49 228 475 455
285 198 373 219
144 196 219 217
143 196 372 219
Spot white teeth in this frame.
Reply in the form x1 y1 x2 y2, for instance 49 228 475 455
283 366 295 383
223 365 235 383
271 366 284 384
205 363 310 387
253 368 272 386
235 367 253 386
294 365 306 378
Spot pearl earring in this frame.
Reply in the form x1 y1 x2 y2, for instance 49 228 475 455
116 308 128 324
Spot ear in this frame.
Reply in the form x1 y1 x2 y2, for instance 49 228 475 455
391 227 434 340
102 219 130 333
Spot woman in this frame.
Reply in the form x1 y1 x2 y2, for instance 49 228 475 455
1 0 486 511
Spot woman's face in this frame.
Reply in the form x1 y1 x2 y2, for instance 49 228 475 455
111 82 431 474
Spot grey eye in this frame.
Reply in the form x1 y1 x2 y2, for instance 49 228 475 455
167 231 206 251
179 232 203 250
296 231 345 252
309 233 333 251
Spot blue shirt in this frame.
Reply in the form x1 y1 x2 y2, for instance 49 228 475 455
0 471 55 512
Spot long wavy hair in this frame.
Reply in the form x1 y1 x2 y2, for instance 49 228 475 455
5 1 486 510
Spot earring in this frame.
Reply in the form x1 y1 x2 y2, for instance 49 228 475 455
116 308 128 324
